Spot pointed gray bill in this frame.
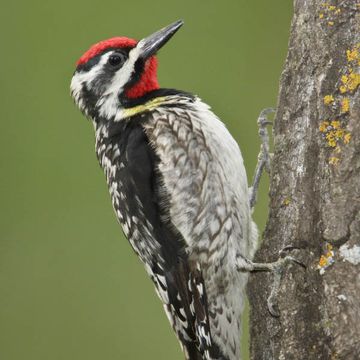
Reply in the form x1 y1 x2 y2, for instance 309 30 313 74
137 20 184 60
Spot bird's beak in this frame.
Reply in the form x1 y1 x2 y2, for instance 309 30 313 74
137 20 184 60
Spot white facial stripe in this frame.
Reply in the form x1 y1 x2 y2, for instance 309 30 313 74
97 46 141 119
136 38 147 52
70 53 112 106
103 46 141 96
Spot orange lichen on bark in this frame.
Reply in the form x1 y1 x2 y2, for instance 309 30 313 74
340 98 350 113
323 95 334 105
317 243 335 274
319 120 351 158
319 41 356 165
319 2 341 24
344 133 351 144
329 157 340 165
282 197 291 206
339 72 360 93
346 44 360 64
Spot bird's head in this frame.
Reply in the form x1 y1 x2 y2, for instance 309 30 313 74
70 20 183 120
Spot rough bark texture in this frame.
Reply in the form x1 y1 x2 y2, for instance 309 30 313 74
248 1 360 359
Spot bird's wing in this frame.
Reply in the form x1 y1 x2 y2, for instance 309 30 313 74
107 120 216 359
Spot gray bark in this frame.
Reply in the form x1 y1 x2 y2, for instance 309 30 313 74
248 1 360 359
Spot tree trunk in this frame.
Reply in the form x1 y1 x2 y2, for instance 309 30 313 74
248 1 360 359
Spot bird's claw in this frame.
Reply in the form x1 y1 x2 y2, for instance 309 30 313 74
266 252 306 317
267 293 280 317
257 108 276 127
279 244 300 257
279 245 306 268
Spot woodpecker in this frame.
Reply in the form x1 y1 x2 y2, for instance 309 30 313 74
70 20 299 360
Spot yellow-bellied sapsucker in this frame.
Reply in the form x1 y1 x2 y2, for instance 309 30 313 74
70 20 301 360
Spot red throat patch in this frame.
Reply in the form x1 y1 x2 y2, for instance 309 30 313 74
76 37 160 99
125 57 159 99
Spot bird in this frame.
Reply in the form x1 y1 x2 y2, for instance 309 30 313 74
70 20 295 360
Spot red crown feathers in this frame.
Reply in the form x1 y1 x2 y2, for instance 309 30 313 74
77 37 137 65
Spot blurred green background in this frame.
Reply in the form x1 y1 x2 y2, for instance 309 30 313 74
0 1 292 359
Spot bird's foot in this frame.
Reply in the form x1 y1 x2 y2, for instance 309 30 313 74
236 245 305 317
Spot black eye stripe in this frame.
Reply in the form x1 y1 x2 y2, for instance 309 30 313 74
77 54 102 72
76 47 132 73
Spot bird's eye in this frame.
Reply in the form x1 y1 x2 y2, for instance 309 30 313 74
108 54 124 66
